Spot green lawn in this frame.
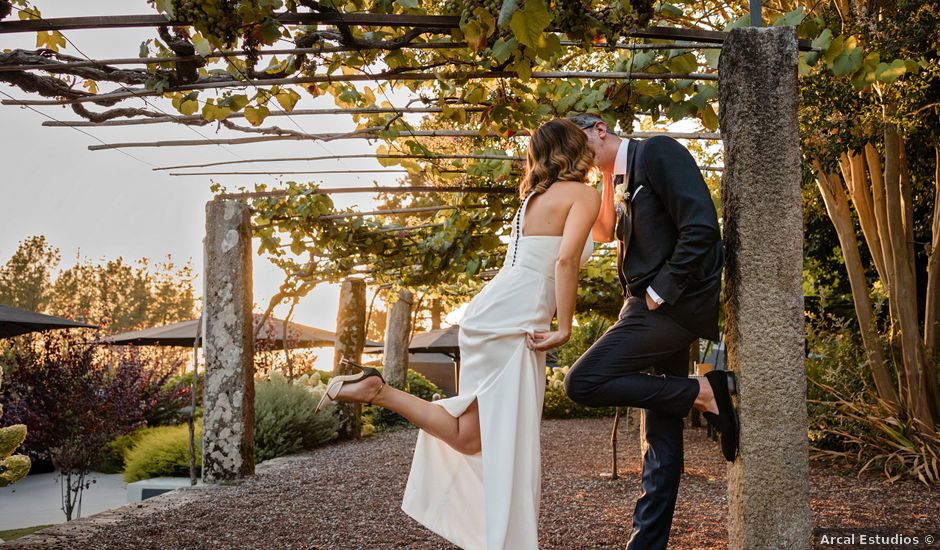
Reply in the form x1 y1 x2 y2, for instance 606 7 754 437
0 524 53 541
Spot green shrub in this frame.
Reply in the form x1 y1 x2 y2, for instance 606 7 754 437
97 429 148 474
254 373 339 462
805 315 875 452
543 314 617 419
555 314 612 372
543 365 617 418
123 423 201 483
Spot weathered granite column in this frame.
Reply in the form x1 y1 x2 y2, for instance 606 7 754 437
383 289 414 388
334 278 367 439
202 199 255 483
719 27 810 549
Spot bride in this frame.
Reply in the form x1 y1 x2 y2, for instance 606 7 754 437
315 118 601 549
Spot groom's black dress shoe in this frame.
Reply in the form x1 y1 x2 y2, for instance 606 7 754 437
702 370 739 462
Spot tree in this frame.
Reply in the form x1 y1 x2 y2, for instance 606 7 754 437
796 0 940 431
0 237 197 334
0 332 172 520
0 235 60 313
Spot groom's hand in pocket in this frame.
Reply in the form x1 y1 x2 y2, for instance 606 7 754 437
526 330 570 351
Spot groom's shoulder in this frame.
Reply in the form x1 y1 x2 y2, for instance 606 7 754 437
637 135 687 155
635 135 695 167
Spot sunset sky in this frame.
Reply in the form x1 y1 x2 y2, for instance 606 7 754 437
1 1 421 361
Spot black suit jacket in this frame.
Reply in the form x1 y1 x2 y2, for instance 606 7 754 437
614 135 724 342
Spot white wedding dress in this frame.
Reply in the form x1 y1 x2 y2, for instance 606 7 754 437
401 192 594 549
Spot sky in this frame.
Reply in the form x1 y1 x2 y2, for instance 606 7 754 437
0 1 422 354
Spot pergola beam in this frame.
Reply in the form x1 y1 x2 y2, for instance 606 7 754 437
152 154 722 172
0 41 728 73
169 169 511 176
153 153 522 171
86 130 721 150
316 204 484 220
40 107 490 127
3 70 718 107
0 12 461 33
0 15 815 49
219 186 516 199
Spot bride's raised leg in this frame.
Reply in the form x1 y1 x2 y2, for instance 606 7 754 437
331 375 481 455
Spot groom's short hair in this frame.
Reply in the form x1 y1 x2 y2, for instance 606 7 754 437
567 113 605 130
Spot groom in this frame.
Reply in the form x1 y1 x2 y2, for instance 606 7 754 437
564 113 726 549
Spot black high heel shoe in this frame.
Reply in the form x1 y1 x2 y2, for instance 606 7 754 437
701 370 739 462
315 357 387 413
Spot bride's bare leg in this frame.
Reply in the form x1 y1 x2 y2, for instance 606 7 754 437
332 376 481 455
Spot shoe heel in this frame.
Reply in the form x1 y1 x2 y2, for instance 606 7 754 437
315 388 333 413
315 377 345 413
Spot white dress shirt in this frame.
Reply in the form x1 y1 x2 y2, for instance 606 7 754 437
613 139 664 306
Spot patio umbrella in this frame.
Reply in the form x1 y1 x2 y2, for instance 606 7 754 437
0 304 98 339
409 325 460 355
97 315 369 348
365 325 463 388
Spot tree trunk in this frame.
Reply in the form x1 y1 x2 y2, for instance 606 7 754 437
925 145 940 360
383 289 414 388
814 162 901 411
333 278 367 439
884 121 935 430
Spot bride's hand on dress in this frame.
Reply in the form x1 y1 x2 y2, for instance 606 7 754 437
526 330 571 351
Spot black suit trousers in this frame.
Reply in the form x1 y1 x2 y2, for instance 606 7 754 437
565 296 700 550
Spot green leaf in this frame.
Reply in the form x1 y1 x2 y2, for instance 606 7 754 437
36 30 66 52
491 37 518 64
462 20 487 51
397 0 419 7
497 0 519 27
275 89 301 112
658 3 683 17
513 58 532 80
260 19 282 45
466 258 481 276
832 47 862 76
192 33 212 56
180 99 199 116
699 104 718 131
811 28 832 51
666 52 697 74
723 14 749 31
509 0 551 49
219 94 249 111
772 7 806 27
244 105 270 126
875 59 907 83
703 48 720 70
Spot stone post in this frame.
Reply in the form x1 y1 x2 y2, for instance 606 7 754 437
334 278 367 439
383 289 414 388
718 27 810 549
202 199 255 483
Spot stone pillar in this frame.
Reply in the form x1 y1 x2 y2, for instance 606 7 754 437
383 289 414 388
202 199 255 483
334 278 367 439
718 27 810 549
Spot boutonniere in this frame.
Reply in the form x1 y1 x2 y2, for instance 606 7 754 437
613 182 628 205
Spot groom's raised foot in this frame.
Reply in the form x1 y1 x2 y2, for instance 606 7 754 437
701 370 739 462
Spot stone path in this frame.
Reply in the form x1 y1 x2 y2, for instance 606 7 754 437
8 418 938 548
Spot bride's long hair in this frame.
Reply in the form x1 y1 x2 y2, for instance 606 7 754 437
519 118 595 198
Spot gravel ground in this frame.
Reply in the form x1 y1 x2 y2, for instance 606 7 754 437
10 418 938 549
